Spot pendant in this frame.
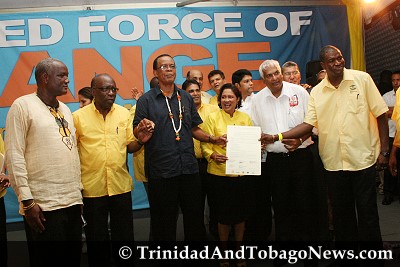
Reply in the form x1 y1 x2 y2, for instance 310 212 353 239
62 136 73 150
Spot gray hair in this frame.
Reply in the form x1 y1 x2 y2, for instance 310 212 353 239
34 58 63 83
259 59 281 80
282 61 299 71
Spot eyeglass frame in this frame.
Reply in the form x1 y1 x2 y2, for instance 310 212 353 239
158 64 176 70
93 87 119 93
283 70 300 77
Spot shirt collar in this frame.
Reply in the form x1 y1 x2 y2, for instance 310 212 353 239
91 100 115 113
264 81 293 98
155 84 179 97
321 68 353 89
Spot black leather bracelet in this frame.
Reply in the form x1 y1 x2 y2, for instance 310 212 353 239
137 139 144 146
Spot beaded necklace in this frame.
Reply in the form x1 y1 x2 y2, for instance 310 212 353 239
161 89 182 141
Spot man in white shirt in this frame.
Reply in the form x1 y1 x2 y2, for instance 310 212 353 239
250 59 316 246
382 70 400 205
5 58 83 266
232 69 254 117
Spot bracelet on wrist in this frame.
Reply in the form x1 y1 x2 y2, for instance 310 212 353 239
278 133 283 141
23 201 37 211
299 138 303 144
208 135 214 144
137 139 144 146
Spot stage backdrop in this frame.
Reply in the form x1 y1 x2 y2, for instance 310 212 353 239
0 5 350 223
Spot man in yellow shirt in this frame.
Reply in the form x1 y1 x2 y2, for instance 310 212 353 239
208 69 226 106
182 79 219 237
187 69 213 104
262 46 389 257
73 73 151 267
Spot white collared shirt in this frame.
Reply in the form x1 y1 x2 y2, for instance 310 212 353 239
239 92 255 118
382 89 397 138
251 81 312 157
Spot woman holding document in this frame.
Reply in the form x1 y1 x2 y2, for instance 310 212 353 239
201 83 254 267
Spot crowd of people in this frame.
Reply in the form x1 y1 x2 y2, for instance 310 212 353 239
0 45 397 267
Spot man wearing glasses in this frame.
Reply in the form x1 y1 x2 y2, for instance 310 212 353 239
133 54 226 243
282 61 312 91
73 73 152 266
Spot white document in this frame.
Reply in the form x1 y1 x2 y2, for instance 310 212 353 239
226 125 261 175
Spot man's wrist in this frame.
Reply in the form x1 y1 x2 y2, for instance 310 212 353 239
380 151 390 157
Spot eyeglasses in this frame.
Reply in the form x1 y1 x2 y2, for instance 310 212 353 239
94 87 119 93
158 64 176 70
283 71 299 77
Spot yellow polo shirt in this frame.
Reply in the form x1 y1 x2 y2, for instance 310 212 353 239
130 105 146 182
73 102 135 197
201 110 252 176
304 68 388 171
209 95 219 106
194 103 220 158
392 90 400 147
0 135 6 198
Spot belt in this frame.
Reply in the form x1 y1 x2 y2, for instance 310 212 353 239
268 147 309 158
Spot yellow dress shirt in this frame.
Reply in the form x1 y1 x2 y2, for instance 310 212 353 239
209 95 219 106
194 103 220 158
201 110 253 176
392 90 400 147
0 135 6 198
73 102 135 197
304 68 388 171
130 105 146 182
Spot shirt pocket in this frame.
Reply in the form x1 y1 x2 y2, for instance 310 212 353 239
347 93 365 114
288 105 303 129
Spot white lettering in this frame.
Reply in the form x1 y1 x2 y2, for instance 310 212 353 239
290 11 312 35
0 20 26 47
108 15 145 41
214 13 243 38
255 12 287 37
28 18 63 46
148 14 182 40
181 13 213 39
79 16 106 43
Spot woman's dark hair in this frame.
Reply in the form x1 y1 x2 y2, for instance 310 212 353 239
78 87 94 100
217 83 242 109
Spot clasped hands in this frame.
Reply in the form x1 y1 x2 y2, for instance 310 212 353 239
136 118 155 144
260 133 302 152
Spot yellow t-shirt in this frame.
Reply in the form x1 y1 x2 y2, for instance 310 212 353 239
0 135 6 198
73 102 135 197
194 103 220 158
201 110 253 176
304 68 388 171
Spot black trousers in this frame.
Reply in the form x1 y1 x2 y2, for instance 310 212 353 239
266 147 317 242
383 137 399 196
83 192 134 267
0 197 7 267
148 173 206 242
244 165 272 242
326 166 382 244
24 204 82 267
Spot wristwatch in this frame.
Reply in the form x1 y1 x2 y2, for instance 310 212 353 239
380 151 390 157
